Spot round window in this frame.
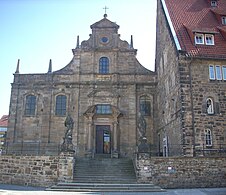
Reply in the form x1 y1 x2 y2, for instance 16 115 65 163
101 37 108 43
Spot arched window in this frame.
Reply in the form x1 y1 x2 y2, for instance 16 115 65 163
56 95 67 116
206 98 214 114
139 96 151 116
99 57 109 74
25 95 36 116
205 129 212 146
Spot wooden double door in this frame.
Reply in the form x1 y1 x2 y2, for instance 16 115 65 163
96 125 111 154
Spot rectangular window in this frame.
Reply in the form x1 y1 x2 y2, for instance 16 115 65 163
215 65 222 80
56 95 67 116
222 66 226 80
205 34 214 45
96 105 112 114
205 130 212 146
25 95 36 116
209 65 215 80
222 17 226 25
195 34 204 44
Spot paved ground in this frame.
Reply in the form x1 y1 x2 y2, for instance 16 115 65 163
0 184 226 195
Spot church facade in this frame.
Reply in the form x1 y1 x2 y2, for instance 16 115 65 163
7 14 157 157
6 0 226 158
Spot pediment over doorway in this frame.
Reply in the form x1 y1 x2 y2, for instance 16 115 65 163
84 105 122 118
87 89 120 98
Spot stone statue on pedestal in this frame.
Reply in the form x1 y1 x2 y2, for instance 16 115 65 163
61 114 75 152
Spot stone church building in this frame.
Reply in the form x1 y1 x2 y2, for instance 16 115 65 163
6 0 226 157
7 13 157 158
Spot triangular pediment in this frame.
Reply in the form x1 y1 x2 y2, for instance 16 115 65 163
87 89 120 98
90 17 119 30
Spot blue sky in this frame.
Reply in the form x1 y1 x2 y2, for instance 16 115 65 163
0 0 156 117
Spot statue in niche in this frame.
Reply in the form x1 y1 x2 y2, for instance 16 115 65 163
61 114 75 152
137 112 149 153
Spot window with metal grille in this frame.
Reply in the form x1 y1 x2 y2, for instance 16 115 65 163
96 104 112 114
55 95 67 116
205 129 212 146
99 57 109 74
25 95 36 116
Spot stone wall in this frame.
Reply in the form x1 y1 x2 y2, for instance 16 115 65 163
136 155 226 188
0 154 74 187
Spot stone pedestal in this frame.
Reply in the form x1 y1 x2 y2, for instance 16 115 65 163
60 137 74 153
58 151 75 183
138 137 149 154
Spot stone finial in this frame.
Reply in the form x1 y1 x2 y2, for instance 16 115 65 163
48 59 52 73
130 35 134 49
15 59 20 74
76 35 80 49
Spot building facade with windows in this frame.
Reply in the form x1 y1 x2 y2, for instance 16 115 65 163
6 0 226 157
7 15 157 157
156 0 226 156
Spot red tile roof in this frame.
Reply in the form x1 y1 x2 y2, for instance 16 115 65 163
164 0 226 59
0 115 8 127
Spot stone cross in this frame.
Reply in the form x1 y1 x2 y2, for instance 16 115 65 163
103 6 109 15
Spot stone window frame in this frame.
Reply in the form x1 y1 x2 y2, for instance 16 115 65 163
202 95 220 115
99 57 109 74
205 129 212 147
139 95 151 116
55 94 67 116
206 98 214 115
24 94 37 116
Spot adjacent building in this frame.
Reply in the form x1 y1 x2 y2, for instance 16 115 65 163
0 115 8 153
156 0 226 156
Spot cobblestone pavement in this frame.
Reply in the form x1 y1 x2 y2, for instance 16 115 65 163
0 184 226 195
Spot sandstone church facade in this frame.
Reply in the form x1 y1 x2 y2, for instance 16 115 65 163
6 0 226 157
7 14 157 158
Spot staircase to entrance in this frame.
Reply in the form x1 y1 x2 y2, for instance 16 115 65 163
48 156 164 192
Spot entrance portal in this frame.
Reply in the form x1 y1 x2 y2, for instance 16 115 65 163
96 125 111 154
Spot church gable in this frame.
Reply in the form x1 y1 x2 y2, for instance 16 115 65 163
90 17 120 32
53 15 154 76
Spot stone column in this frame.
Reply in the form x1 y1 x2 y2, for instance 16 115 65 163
112 121 119 158
86 119 93 157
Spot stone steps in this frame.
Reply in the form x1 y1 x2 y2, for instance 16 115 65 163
47 157 164 192
73 157 137 183
47 182 165 192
